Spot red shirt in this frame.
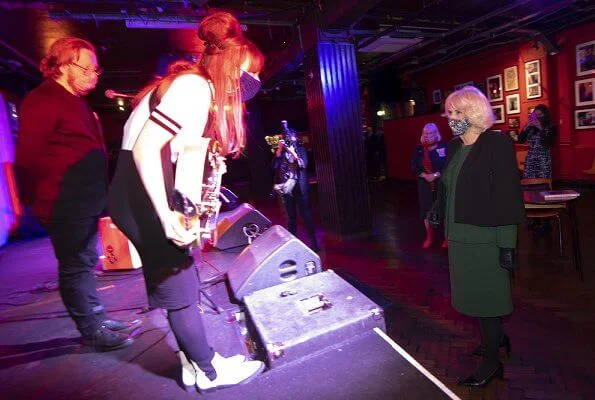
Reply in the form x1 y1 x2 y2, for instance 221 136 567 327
15 79 107 221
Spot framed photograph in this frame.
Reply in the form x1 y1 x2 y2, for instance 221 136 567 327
575 78 595 106
508 130 519 142
492 104 505 123
432 89 442 104
454 81 474 91
504 66 519 91
506 94 521 114
575 108 595 130
509 117 520 128
576 40 595 76
525 60 541 99
486 75 503 102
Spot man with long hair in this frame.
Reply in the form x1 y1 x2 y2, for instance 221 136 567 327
15 37 138 351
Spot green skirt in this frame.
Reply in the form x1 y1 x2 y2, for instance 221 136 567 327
448 241 513 317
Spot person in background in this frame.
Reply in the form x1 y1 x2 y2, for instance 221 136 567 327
273 120 319 252
15 37 139 352
517 104 556 233
518 104 556 179
411 123 447 248
428 86 525 387
107 12 265 393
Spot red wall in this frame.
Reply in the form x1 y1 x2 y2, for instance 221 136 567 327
385 114 451 180
385 21 595 181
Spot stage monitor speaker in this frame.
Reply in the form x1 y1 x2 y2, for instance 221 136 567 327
213 203 271 250
243 270 386 369
227 225 322 301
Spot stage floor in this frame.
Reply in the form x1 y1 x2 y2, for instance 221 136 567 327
0 234 457 399
2 180 594 399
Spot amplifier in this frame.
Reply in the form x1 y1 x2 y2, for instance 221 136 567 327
98 217 142 270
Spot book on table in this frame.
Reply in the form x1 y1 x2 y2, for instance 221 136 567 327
539 190 580 201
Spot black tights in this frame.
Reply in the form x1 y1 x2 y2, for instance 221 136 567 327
476 317 502 378
167 304 216 380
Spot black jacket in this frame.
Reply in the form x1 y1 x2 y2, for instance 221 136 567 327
437 131 525 226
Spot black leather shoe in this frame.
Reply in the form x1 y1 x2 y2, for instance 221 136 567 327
471 334 511 357
82 327 134 351
458 362 503 387
101 318 142 332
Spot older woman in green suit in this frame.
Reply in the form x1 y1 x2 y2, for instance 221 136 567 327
429 86 525 387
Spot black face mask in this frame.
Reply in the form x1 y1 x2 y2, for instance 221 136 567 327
240 70 261 102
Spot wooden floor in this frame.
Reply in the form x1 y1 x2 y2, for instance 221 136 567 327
0 179 594 399
316 180 595 400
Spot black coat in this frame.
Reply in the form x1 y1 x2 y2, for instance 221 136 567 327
437 131 525 227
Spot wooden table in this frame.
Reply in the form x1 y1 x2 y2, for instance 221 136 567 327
523 190 583 280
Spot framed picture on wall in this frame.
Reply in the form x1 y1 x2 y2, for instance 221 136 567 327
575 108 595 130
504 66 519 91
506 94 521 114
492 104 505 123
525 60 542 99
454 81 474 91
509 117 520 128
508 130 519 142
486 75 503 102
432 89 442 104
576 40 595 76
575 78 595 106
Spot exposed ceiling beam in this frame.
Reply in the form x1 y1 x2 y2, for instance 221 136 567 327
397 0 582 74
48 10 295 26
356 0 445 50
362 0 543 72
262 0 384 83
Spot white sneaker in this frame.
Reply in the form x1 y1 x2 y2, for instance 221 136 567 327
178 351 196 390
178 351 246 391
193 352 265 393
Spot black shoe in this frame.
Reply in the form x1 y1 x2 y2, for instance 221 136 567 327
457 361 503 387
101 318 142 332
471 334 511 357
82 326 134 351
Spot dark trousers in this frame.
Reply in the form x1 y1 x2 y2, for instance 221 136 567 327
282 173 316 243
45 217 106 337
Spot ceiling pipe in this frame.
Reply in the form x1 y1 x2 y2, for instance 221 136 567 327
48 10 295 26
369 0 533 63
403 5 593 75
365 0 575 72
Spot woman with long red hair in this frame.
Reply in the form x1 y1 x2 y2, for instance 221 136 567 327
108 12 265 393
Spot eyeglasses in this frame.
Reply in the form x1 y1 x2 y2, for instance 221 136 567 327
70 62 103 77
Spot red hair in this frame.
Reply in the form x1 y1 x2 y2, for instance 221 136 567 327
40 37 96 79
198 12 264 156
132 12 264 157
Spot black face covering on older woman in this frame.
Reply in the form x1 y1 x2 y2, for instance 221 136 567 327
240 70 261 101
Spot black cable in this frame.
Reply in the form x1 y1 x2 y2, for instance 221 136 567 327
127 327 171 363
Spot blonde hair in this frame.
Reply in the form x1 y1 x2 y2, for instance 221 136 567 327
421 123 441 144
444 86 494 131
